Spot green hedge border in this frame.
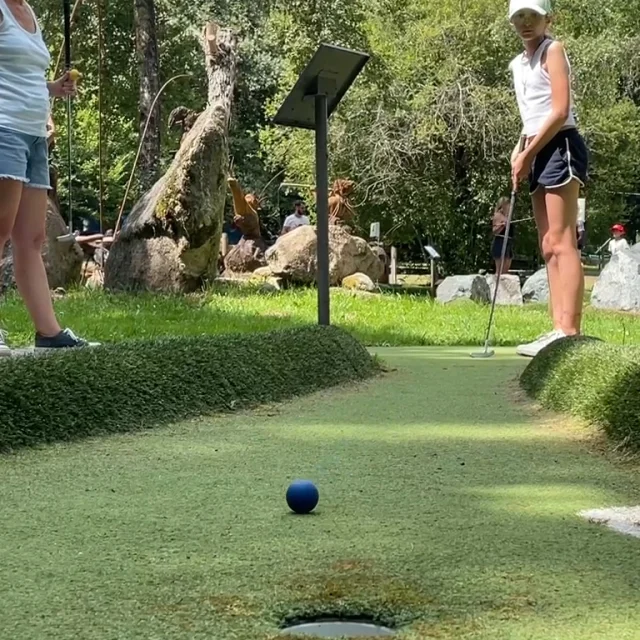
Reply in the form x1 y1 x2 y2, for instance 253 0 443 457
520 336 640 450
0 325 378 452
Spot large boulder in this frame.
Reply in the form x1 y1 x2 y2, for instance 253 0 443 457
265 225 383 285
484 274 523 306
591 248 640 311
522 267 549 303
223 237 267 274
436 275 491 304
1 198 83 294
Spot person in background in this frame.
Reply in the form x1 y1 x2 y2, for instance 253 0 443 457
0 0 98 356
281 201 309 235
576 197 586 254
608 223 629 256
491 196 515 275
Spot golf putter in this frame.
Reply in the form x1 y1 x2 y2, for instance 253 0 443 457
471 135 527 359
57 0 77 245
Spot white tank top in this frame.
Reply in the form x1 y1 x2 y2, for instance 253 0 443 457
509 37 576 138
0 0 51 137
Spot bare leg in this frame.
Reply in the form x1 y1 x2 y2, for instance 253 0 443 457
0 179 24 268
544 180 584 335
10 186 62 337
532 188 562 330
495 255 512 276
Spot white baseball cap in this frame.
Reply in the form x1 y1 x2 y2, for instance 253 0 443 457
509 0 552 19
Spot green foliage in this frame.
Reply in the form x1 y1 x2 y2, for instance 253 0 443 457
0 325 377 452
261 0 640 269
520 336 640 451
28 0 640 265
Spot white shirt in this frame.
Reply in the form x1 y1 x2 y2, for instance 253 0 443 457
609 237 630 256
509 37 577 138
0 0 51 136
283 213 309 232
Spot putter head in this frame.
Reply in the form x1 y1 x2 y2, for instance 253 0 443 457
470 348 495 359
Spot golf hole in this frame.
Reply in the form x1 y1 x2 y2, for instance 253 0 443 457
281 618 396 637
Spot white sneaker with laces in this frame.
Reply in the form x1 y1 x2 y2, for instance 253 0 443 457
0 329 11 357
516 329 566 358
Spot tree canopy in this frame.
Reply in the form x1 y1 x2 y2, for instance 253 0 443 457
33 0 640 271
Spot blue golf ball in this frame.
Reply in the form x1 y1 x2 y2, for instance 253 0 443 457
286 480 319 514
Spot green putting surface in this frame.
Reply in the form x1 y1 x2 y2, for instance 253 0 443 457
1 347 640 639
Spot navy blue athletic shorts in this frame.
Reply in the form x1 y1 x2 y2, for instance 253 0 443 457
491 235 513 260
529 128 589 194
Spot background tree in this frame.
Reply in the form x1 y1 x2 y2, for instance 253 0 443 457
134 0 161 191
31 0 640 272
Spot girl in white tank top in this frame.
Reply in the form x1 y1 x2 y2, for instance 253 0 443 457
506 0 590 358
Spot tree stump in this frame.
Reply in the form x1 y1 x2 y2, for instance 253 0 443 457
104 22 238 293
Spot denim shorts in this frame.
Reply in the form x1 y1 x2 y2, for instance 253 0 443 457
529 128 589 194
0 125 51 190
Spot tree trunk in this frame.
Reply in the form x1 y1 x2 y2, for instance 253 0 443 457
134 0 161 191
104 23 238 293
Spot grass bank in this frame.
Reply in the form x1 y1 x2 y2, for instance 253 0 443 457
0 325 376 452
521 337 640 452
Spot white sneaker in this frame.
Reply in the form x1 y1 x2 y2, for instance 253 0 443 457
516 329 566 358
0 329 11 357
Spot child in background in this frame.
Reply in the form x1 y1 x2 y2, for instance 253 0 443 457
491 196 515 275
608 223 630 256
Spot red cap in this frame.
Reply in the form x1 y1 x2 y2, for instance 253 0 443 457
612 223 625 233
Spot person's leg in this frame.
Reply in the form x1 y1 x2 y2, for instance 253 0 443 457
532 188 563 330
10 186 62 337
544 180 584 335
0 178 25 354
0 179 24 261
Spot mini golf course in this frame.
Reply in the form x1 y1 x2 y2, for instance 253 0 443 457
2 347 640 639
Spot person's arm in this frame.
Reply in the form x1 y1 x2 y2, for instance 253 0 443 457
521 42 572 160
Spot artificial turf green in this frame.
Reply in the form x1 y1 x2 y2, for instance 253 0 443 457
1 348 640 639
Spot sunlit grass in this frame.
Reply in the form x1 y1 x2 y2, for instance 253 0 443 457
1 285 639 347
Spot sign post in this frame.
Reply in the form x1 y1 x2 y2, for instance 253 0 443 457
273 45 370 325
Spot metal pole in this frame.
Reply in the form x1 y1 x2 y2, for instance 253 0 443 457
315 94 330 326
64 0 73 234
430 258 436 297
97 0 104 234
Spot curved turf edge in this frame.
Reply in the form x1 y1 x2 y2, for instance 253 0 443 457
519 335 640 450
0 325 378 452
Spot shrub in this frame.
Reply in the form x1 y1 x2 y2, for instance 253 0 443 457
0 325 377 452
520 336 640 451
